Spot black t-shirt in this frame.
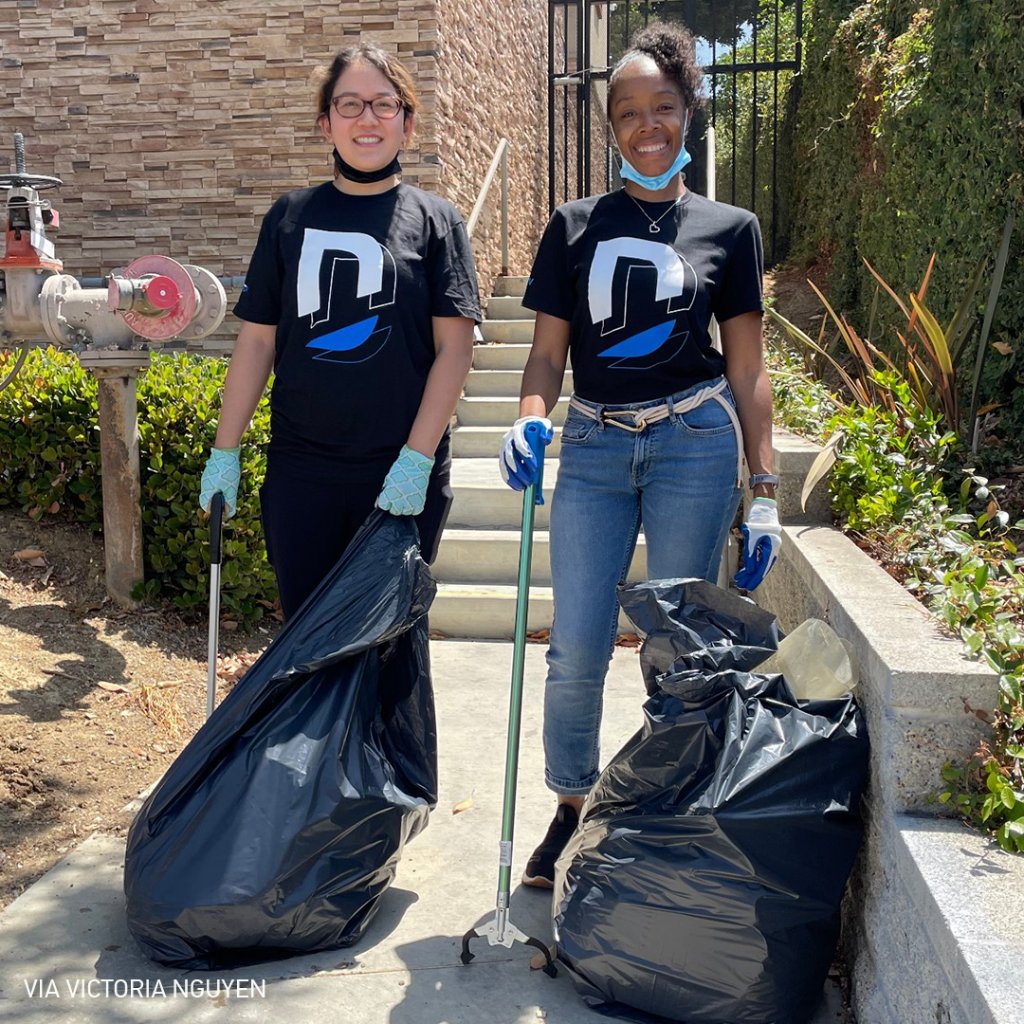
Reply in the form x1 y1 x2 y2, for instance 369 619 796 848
234 181 480 466
522 190 763 404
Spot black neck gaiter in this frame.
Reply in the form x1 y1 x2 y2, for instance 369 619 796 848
332 148 402 184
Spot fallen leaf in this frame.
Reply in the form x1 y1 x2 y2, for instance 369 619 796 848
220 619 239 632
13 548 45 562
26 557 46 568
529 944 557 970
992 341 1013 356
47 501 60 514
614 633 642 648
526 628 550 643
96 681 130 693
452 798 473 815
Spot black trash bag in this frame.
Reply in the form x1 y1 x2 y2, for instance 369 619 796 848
124 510 437 969
554 579 869 1024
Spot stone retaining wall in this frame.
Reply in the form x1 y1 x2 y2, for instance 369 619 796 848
760 429 1006 1024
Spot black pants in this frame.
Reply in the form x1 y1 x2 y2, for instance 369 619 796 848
260 439 452 621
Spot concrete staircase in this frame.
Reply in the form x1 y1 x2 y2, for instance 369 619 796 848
430 276 647 638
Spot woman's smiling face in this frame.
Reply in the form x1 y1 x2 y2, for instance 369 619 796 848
608 55 687 180
319 59 412 173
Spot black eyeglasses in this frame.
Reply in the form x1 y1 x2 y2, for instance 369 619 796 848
329 95 405 119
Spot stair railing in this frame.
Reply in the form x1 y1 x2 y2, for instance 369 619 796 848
466 137 509 277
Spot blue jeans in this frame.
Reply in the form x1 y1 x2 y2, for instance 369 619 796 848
544 379 743 794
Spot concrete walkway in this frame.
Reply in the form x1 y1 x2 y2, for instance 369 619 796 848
0 641 851 1023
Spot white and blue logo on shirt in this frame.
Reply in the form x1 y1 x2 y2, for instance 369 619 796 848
296 229 396 363
587 237 697 369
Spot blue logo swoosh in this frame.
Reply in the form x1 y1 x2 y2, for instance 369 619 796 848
306 315 379 352
598 319 674 359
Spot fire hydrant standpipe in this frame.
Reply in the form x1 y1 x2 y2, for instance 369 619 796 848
0 131 229 606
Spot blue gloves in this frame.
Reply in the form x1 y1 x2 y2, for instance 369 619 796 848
199 446 241 519
499 416 553 490
377 445 434 516
734 497 783 591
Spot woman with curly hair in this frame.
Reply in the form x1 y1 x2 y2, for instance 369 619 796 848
499 22 780 886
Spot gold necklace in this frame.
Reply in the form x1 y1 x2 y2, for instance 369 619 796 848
624 190 684 234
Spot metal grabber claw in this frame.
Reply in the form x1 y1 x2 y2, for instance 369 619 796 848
460 421 556 978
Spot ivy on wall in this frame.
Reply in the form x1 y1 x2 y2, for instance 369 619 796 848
792 0 1024 441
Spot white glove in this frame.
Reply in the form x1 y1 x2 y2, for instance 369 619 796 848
734 497 782 590
498 416 553 491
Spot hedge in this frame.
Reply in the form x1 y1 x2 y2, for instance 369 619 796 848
0 349 277 625
792 0 1024 446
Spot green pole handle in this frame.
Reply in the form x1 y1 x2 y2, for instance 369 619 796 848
496 421 547 898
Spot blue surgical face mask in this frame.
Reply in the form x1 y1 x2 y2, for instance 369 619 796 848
618 110 691 192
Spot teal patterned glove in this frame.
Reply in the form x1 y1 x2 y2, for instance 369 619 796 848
199 446 241 519
376 445 434 516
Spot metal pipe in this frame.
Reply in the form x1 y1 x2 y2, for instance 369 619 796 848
548 1 556 215
48 281 134 347
500 144 509 277
75 274 248 290
466 138 509 239
752 8 759 217
772 0 781 264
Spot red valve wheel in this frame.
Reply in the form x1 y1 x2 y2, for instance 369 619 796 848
119 255 197 341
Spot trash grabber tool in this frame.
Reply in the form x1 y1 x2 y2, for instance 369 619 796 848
461 421 557 977
206 491 224 719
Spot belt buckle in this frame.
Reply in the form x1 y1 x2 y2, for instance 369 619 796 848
601 408 644 433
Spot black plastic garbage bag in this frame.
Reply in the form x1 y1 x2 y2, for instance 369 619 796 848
554 579 869 1024
124 510 437 969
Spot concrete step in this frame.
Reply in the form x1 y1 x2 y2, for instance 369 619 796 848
485 295 535 320
478 319 535 343
451 425 563 458
429 583 632 639
491 275 529 297
472 342 549 371
429 583 554 638
449 458 558 528
433 527 647 587
457 395 569 427
462 368 571 398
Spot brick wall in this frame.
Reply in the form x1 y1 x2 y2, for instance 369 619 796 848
434 0 548 307
0 0 548 353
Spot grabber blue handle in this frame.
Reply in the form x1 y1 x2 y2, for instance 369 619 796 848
523 420 547 506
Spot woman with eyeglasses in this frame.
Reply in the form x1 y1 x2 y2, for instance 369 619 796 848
499 23 780 888
199 43 479 620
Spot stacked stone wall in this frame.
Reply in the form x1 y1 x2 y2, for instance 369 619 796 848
0 0 441 352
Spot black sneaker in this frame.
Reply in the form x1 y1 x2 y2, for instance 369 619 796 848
522 803 579 889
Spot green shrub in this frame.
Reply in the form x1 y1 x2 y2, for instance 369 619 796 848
0 349 102 524
0 348 277 626
135 353 277 624
824 375 958 533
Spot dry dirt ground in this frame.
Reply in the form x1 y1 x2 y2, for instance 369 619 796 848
0 510 274 910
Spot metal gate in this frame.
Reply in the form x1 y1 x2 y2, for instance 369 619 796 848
548 0 803 263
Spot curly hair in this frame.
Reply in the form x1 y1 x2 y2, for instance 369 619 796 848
607 22 706 118
312 43 419 124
